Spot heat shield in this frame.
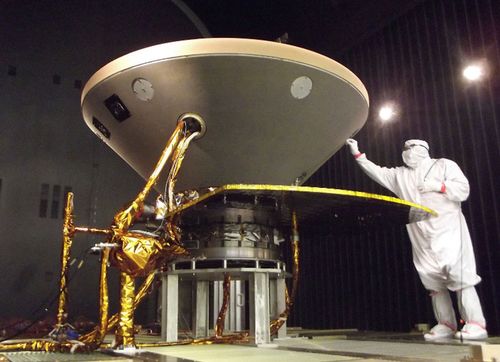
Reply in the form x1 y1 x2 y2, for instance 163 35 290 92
81 38 369 191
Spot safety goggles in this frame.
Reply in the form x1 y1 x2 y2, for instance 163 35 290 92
403 143 429 151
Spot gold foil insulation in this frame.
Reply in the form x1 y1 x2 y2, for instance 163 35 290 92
0 340 88 353
79 272 156 344
96 248 110 345
111 233 163 277
115 273 136 348
289 211 300 305
166 131 200 212
39 121 194 352
107 121 191 276
165 131 199 244
137 332 250 348
214 273 231 338
56 192 75 327
112 121 185 233
74 227 111 235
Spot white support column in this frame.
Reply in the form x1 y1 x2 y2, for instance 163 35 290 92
276 277 287 339
249 272 270 345
192 280 209 338
229 280 237 332
231 280 245 331
161 273 178 342
269 279 277 319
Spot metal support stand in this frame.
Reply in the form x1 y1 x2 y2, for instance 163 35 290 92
213 280 245 332
272 278 287 339
229 280 245 332
161 261 287 345
161 274 179 342
249 272 270 345
192 280 209 338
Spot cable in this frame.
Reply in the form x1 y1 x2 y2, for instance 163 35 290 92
149 123 189 234
423 159 440 181
459 208 464 343
0 247 92 343
170 0 212 38
153 123 198 235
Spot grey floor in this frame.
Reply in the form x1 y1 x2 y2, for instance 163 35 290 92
1 331 499 362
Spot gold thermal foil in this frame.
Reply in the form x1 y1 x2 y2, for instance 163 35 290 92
136 340 193 348
166 139 185 212
165 218 185 247
12 122 202 353
74 226 111 235
166 131 199 212
80 272 156 344
57 192 75 326
215 274 231 337
110 232 188 277
113 121 185 232
62 192 75 238
115 272 136 348
290 211 300 304
134 272 156 304
137 333 249 348
111 233 163 277
96 247 110 345
198 333 249 344
163 131 199 246
0 340 88 353
163 242 189 262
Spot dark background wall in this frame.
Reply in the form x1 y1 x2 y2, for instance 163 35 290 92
0 0 498 335
0 0 201 321
294 0 500 335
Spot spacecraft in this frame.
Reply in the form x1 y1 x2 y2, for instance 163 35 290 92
0 38 435 352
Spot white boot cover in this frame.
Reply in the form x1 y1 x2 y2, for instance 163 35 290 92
424 290 457 341
455 287 488 340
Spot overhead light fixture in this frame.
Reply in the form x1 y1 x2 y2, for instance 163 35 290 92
378 103 397 122
463 64 484 81
462 59 489 82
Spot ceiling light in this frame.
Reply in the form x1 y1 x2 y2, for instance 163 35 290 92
463 64 484 81
378 104 396 122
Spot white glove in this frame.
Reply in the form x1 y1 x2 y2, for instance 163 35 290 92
345 138 360 155
417 180 443 193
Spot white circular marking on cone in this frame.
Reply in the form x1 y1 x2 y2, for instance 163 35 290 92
290 76 312 99
132 78 155 101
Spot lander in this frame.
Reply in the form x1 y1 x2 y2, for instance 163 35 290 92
0 38 435 352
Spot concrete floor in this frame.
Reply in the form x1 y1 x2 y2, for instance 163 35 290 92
136 336 479 362
1 331 499 362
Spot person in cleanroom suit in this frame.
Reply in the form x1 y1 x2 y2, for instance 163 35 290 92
345 138 487 340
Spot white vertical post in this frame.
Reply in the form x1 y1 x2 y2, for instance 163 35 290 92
234 280 245 331
269 279 277 317
192 280 209 338
276 277 287 339
161 273 178 342
249 272 270 345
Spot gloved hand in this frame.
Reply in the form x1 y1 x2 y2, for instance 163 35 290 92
345 138 360 155
417 180 444 193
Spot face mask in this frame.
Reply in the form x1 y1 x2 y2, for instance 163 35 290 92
402 150 419 168
402 146 429 168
